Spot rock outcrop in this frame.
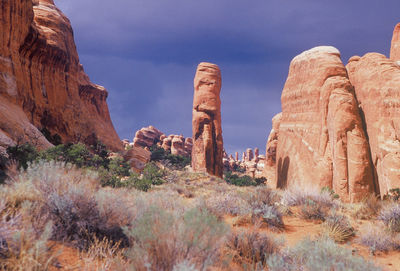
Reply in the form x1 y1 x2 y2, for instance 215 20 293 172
347 53 400 196
265 113 282 168
192 62 223 178
0 0 122 151
131 126 192 157
391 23 400 61
276 46 374 202
133 126 163 149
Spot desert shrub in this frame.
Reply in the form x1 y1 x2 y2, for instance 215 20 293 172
150 145 191 170
205 191 252 217
282 188 338 221
282 187 337 208
224 230 281 269
358 225 396 254
299 199 328 221
231 163 246 173
124 207 228 270
142 161 165 185
321 186 340 199
247 186 281 208
2 161 130 249
378 202 400 232
224 171 260 187
321 213 354 243
253 205 284 231
267 238 380 271
6 143 38 169
0 200 55 270
0 152 8 183
350 194 381 220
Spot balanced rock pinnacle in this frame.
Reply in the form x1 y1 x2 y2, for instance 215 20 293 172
191 62 223 177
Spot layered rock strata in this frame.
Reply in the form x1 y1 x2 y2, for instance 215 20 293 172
192 62 223 178
347 53 400 196
276 46 374 202
0 0 122 151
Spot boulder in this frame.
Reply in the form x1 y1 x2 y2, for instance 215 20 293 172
133 126 164 148
123 146 151 173
192 62 223 178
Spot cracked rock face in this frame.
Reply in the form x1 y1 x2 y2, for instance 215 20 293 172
347 53 400 196
276 46 374 202
192 62 223 178
0 0 122 151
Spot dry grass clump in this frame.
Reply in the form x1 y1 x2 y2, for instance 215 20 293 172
321 213 355 243
78 236 127 270
267 237 380 271
282 187 338 221
224 229 281 270
350 194 382 220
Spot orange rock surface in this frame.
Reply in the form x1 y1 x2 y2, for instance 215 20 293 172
192 62 223 178
390 23 400 61
347 53 400 196
276 46 374 202
0 0 122 151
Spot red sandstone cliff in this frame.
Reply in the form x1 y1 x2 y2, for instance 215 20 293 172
0 0 122 153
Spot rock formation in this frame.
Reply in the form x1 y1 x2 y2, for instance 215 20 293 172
275 46 374 202
347 53 400 196
0 0 122 151
265 113 282 168
390 23 400 61
246 149 254 162
192 62 223 178
131 126 192 157
133 126 163 149
171 136 185 156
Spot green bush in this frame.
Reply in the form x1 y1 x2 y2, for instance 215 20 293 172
150 146 190 170
224 171 261 186
142 162 165 185
6 143 38 169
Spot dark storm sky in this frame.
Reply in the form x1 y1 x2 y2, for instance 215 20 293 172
54 0 400 155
